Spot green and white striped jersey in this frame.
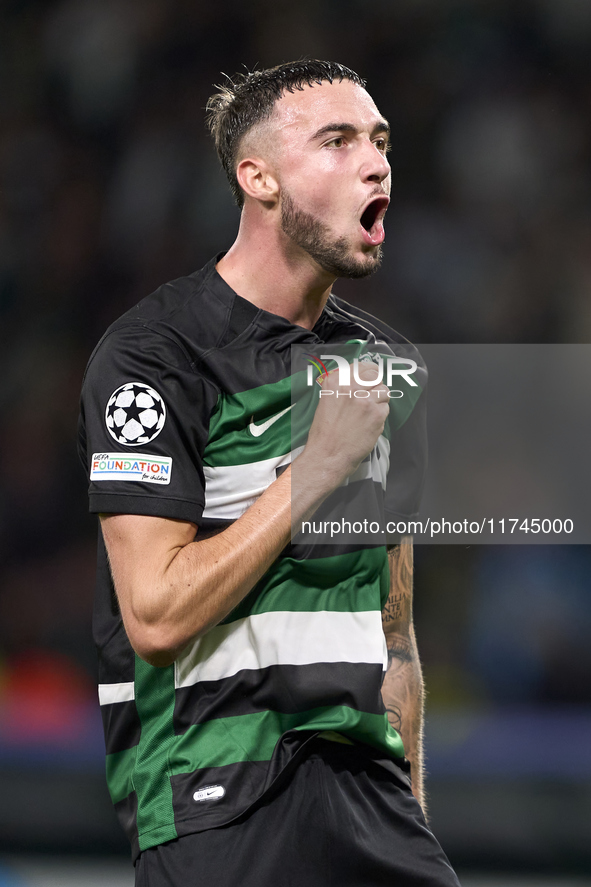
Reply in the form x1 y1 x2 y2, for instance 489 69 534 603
78 255 427 859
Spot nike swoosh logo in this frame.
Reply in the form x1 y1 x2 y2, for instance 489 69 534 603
193 784 225 802
248 404 294 437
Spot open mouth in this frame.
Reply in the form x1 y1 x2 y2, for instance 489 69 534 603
359 195 390 245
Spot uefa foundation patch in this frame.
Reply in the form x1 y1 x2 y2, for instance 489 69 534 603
91 453 172 485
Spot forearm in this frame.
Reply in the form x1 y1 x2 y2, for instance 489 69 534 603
102 453 341 666
381 624 425 809
138 473 292 664
381 538 426 810
102 367 391 667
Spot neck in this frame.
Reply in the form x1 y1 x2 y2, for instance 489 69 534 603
216 206 336 330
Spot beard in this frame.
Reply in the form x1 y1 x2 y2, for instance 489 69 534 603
280 190 382 279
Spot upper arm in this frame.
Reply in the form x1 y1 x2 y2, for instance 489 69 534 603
382 537 414 635
100 513 197 652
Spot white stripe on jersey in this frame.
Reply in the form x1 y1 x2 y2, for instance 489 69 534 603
202 438 389 521
98 681 135 705
202 447 302 521
175 609 387 690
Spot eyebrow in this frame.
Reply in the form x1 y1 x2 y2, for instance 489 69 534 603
309 120 391 142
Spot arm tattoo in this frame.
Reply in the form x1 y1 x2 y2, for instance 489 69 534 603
381 537 427 811
386 636 413 669
385 703 402 733
382 540 413 630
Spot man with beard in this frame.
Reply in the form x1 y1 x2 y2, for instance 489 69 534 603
79 59 460 886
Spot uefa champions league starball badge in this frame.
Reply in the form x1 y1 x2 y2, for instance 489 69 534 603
105 382 166 446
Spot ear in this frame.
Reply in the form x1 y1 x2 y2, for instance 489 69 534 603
236 157 279 206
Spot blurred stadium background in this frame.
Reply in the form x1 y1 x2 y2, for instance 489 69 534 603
0 0 590 883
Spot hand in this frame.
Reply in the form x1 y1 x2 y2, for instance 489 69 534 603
300 360 390 489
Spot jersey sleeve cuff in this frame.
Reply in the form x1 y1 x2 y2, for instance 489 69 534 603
89 491 204 524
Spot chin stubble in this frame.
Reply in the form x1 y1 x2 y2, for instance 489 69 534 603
280 190 382 279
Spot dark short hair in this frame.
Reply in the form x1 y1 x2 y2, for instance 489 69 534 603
206 59 366 208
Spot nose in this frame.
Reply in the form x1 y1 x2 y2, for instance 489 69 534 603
361 140 390 185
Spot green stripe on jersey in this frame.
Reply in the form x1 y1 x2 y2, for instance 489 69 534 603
204 371 316 467
133 657 178 850
106 745 137 805
105 709 404 823
204 346 424 468
169 707 404 776
388 380 423 432
222 547 390 624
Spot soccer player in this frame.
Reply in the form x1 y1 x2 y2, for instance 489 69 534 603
79 60 460 886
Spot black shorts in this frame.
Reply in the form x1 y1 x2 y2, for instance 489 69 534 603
135 737 461 887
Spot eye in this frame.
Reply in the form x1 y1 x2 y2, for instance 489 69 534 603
374 137 391 154
325 136 347 148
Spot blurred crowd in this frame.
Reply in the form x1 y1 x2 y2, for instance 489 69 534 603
1 0 590 747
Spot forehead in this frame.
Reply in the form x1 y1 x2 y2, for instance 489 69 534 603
271 79 384 143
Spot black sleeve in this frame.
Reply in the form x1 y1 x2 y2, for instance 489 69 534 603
383 344 428 523
78 323 219 523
